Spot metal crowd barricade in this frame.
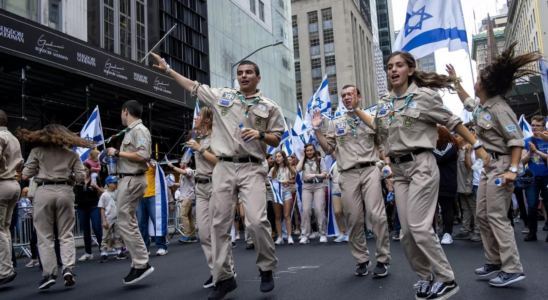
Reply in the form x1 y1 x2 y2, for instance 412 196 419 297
169 200 185 239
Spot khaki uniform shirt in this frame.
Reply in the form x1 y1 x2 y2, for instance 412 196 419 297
329 162 341 194
372 83 462 157
118 120 151 174
179 169 195 200
325 114 383 171
22 147 85 183
191 82 285 161
302 158 327 180
457 149 473 194
464 96 525 153
0 128 23 179
195 133 215 178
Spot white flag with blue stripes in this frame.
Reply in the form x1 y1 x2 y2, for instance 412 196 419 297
393 0 469 59
149 162 169 236
333 96 347 118
304 75 331 126
294 105 308 135
518 115 534 139
75 106 104 161
269 179 284 204
193 99 200 128
291 127 306 160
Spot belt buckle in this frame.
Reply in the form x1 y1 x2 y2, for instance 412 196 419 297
354 164 360 169
393 157 401 164
233 157 240 163
410 152 416 161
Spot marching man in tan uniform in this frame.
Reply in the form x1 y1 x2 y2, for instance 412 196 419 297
354 51 489 300
19 124 89 290
0 110 23 287
106 100 154 284
152 53 283 300
312 85 391 277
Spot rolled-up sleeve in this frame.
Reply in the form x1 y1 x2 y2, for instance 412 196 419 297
423 93 462 132
133 128 151 160
464 97 479 112
22 148 38 178
191 81 220 107
71 152 86 182
324 122 337 155
498 112 525 148
266 106 285 142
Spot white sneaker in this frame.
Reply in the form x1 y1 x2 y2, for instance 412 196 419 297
299 236 310 244
293 229 301 235
235 232 241 241
288 236 294 245
441 233 453 245
275 237 284 245
344 235 349 242
78 253 93 261
436 234 440 243
298 234 304 240
319 235 328 243
309 232 320 239
334 235 346 243
156 248 168 256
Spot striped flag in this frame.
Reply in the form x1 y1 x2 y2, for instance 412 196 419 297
518 115 534 139
148 162 169 236
75 106 104 161
269 179 284 204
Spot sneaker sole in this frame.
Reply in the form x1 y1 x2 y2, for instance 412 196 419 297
475 270 501 277
39 279 56 290
428 285 459 300
123 267 155 285
203 282 215 289
489 275 525 287
156 251 168 256
64 274 75 287
116 256 128 260
355 271 369 276
373 269 388 277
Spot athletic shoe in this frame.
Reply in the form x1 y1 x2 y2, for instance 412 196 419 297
99 255 108 263
392 232 401 241
63 268 75 287
435 234 440 243
288 236 294 245
344 235 349 242
365 230 373 239
77 253 93 261
0 272 16 286
436 227 443 235
232 242 237 248
207 276 237 300
489 272 526 287
414 275 433 299
156 248 168 256
116 252 128 260
203 276 214 289
235 232 241 241
372 262 389 277
293 229 301 235
452 231 471 240
123 264 154 284
475 264 501 277
259 270 274 292
275 237 284 245
26 259 39 268
309 232 320 239
355 261 371 276
470 233 482 242
426 281 459 299
334 235 347 243
246 243 255 250
441 233 453 245
299 236 310 244
521 227 530 234
319 235 328 243
524 232 537 242
513 216 520 224
543 223 548 231
179 236 198 243
39 275 56 290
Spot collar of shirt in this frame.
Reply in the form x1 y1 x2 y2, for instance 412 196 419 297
483 95 502 108
128 119 143 129
388 82 419 99
237 89 263 99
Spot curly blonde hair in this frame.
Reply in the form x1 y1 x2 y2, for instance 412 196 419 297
17 124 96 148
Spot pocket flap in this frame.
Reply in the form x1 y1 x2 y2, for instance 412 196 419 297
252 108 269 118
401 108 420 118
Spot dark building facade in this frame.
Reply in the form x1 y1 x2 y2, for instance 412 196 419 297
376 0 393 65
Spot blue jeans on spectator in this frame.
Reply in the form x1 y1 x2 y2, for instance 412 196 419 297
77 206 103 255
137 196 167 251
473 185 478 198
525 176 548 233
394 206 401 232
9 203 19 267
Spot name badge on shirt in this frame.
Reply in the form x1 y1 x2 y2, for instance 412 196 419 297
505 125 517 132
335 122 346 130
484 114 492 121
219 99 230 106
408 102 417 108
221 92 235 101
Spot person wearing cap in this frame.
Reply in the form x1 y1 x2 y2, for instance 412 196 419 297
0 110 23 287
152 53 282 300
98 176 127 263
106 100 154 284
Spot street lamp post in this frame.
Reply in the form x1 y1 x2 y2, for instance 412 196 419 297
230 40 284 88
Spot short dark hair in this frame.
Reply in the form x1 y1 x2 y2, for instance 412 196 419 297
0 110 7 127
238 60 260 76
341 85 361 96
122 100 143 118
83 162 91 170
531 115 545 124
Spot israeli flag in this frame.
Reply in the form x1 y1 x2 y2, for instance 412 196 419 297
540 60 548 112
283 125 294 156
269 179 284 204
75 106 104 161
291 127 306 160
294 105 308 135
393 0 469 60
148 162 169 236
295 173 304 215
460 108 473 124
304 75 331 126
327 161 342 237
267 118 291 155
193 99 200 129
333 96 347 118
518 115 534 139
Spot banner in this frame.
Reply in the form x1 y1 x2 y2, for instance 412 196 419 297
75 105 104 161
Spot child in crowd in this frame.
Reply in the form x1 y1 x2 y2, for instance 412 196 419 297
98 176 126 263
85 150 101 183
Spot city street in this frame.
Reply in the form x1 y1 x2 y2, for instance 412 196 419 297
2 223 547 300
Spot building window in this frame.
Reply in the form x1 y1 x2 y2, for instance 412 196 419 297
311 57 322 79
2 0 39 22
250 0 256 14
308 11 318 32
48 0 61 30
104 0 115 53
295 61 301 80
136 0 146 61
321 8 332 21
328 74 337 96
296 79 302 101
312 77 322 92
259 0 265 21
325 54 336 75
119 0 132 59
310 31 320 55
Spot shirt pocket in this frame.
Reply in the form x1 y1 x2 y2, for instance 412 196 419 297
217 94 235 117
251 108 270 130
376 109 390 134
334 122 348 136
121 138 132 152
400 108 421 131
476 118 495 141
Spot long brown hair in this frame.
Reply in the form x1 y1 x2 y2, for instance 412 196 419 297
17 124 96 148
479 42 543 98
436 126 458 150
303 143 321 172
387 51 460 92
271 151 296 180
196 106 213 137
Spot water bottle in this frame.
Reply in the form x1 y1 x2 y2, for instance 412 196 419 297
182 148 194 163
471 158 484 171
386 192 394 203
239 124 250 142
107 156 117 175
494 177 504 186
383 169 390 178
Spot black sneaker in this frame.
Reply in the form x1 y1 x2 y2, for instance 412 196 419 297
543 223 548 231
474 264 501 277
99 255 108 263
426 281 459 299
232 242 237 249
355 261 371 276
524 232 537 242
207 276 237 300
123 264 155 284
116 252 128 260
0 272 16 286
414 276 433 299
489 271 526 287
246 243 255 250
372 262 389 277
38 275 56 290
452 231 471 240
259 269 274 292
203 276 214 289
63 268 76 287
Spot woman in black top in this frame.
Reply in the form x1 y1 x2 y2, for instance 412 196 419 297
433 126 459 245
74 162 104 260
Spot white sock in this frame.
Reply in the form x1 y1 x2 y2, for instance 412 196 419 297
101 252 107 256
117 249 121 255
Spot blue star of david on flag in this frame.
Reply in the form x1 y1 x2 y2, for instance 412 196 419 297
404 6 433 37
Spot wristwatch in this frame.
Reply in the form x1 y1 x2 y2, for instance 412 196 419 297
384 162 392 166
259 130 266 141
472 140 484 150
199 148 206 155
114 150 120 157
509 166 518 173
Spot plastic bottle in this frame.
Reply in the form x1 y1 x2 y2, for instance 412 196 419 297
107 156 117 175
182 148 194 163
494 177 504 186
471 158 484 171
383 169 390 178
239 124 250 142
386 192 394 203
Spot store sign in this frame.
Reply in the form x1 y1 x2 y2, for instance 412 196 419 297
0 10 186 105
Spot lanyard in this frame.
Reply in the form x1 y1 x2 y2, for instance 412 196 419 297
182 134 207 148
237 92 260 118
471 105 486 125
346 117 360 137
388 93 414 125
304 159 315 171
105 120 142 143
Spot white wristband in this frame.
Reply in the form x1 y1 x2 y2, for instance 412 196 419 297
313 126 321 130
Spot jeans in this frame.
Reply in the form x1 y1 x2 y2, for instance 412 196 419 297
77 206 103 255
137 196 167 251
525 176 548 233
436 196 455 234
394 206 401 232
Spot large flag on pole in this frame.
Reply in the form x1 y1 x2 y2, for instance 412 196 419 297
518 115 534 139
393 0 469 59
75 106 104 161
294 105 308 135
193 99 200 129
540 60 548 112
149 162 169 237
291 127 306 160
304 75 331 127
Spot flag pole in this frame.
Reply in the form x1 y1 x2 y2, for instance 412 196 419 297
140 24 177 63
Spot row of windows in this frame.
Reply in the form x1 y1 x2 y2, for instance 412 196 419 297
102 0 146 61
249 0 265 22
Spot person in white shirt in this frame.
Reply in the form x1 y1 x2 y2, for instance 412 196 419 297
168 161 196 243
98 176 126 263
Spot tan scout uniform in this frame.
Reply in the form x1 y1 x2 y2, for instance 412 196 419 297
22 147 85 277
457 148 479 234
0 128 23 279
191 82 283 283
300 157 327 237
179 168 196 237
324 115 390 264
329 161 346 234
372 82 461 282
464 96 524 273
116 119 151 269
